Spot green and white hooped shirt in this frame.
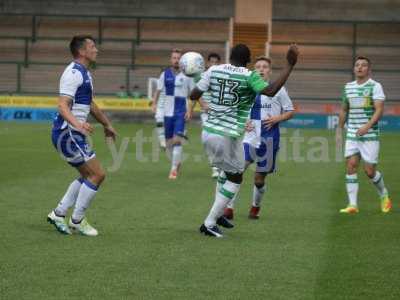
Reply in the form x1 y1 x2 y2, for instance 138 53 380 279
196 64 268 138
342 78 385 141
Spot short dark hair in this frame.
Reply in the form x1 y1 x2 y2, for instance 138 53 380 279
255 56 272 65
70 35 95 58
208 52 221 61
171 48 182 55
355 55 371 66
230 44 251 66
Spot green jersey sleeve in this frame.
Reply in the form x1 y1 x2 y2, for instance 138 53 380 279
248 71 268 93
193 72 202 84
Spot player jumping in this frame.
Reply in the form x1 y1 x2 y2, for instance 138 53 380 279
190 43 299 237
47 35 117 236
336 56 392 214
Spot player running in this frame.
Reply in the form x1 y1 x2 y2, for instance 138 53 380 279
47 35 117 236
152 49 194 179
336 56 392 214
190 43 299 237
224 56 295 220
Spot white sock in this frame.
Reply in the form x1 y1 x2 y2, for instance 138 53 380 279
157 126 166 147
55 178 83 216
346 174 358 207
205 180 240 227
226 193 238 209
71 180 98 222
252 184 266 207
166 143 173 156
216 171 226 196
371 171 388 198
226 183 241 209
172 145 182 170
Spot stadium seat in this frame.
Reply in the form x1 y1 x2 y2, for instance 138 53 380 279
0 63 18 92
0 39 26 63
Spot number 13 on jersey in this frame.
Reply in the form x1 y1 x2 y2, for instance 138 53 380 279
216 78 240 106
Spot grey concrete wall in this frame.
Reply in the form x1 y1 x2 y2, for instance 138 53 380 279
273 0 400 22
0 0 234 18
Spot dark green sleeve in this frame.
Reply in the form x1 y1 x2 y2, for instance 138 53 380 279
248 71 268 93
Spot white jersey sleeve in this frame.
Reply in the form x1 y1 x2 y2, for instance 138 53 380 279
373 82 385 101
278 87 294 112
59 68 83 98
196 66 213 92
157 72 165 92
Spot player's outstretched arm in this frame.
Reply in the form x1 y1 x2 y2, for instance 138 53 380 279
90 101 117 141
58 96 93 135
261 44 299 97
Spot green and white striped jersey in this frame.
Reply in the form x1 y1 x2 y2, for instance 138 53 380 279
201 90 212 104
342 78 385 141
196 64 268 138
195 72 212 113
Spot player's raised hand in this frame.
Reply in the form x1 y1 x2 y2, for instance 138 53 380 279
104 125 117 142
286 44 299 66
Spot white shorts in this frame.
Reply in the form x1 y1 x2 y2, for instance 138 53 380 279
155 101 165 123
202 130 245 174
345 139 380 164
200 112 208 126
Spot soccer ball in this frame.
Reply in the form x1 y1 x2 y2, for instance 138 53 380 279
179 52 205 77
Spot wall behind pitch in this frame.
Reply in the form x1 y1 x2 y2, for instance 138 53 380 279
273 0 400 22
0 0 234 18
235 0 272 24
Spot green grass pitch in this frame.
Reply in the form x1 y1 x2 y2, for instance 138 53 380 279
0 122 399 299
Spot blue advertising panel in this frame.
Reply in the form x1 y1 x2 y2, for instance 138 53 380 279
0 107 57 122
282 114 400 131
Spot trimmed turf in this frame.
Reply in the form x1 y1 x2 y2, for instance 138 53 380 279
0 122 399 299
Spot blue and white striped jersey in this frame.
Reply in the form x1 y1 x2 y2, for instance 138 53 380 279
53 61 93 130
243 87 294 147
157 68 194 117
